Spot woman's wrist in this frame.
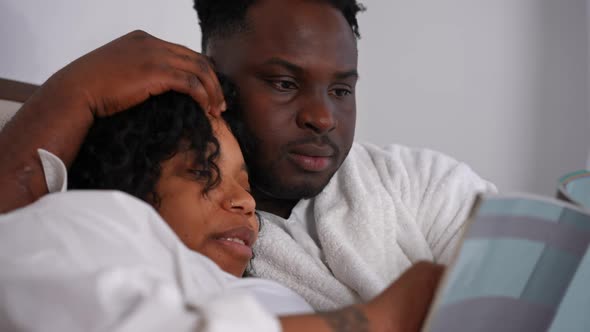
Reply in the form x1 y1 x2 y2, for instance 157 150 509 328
31 70 96 128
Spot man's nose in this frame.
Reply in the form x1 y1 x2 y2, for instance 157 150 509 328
296 94 337 135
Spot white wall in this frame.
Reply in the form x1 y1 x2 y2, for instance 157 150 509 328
0 0 201 83
356 0 590 195
1 0 589 195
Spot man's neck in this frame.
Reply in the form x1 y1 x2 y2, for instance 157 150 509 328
253 190 299 219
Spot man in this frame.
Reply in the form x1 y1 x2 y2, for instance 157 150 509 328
191 0 496 309
0 0 492 326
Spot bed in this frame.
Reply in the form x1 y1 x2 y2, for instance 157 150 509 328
0 78 38 130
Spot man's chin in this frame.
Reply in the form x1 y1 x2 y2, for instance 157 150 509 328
288 184 325 200
254 174 333 201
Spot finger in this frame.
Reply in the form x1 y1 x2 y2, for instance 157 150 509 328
137 33 226 114
191 54 225 114
171 53 224 116
162 51 224 115
159 69 211 112
201 56 227 114
204 60 227 117
163 44 226 114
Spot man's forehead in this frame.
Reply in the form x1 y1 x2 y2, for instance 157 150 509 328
246 0 355 45
210 0 357 73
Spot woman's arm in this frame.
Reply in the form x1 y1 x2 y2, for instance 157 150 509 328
0 30 225 213
0 75 93 213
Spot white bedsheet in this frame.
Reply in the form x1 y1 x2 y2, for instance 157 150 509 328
0 190 312 332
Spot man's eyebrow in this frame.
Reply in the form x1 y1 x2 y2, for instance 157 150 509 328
262 57 358 81
334 69 359 81
262 57 303 75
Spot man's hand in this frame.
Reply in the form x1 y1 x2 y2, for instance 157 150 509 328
46 30 226 118
280 262 444 332
362 262 444 332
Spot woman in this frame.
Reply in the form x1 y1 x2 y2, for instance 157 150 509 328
0 31 442 332
68 83 257 278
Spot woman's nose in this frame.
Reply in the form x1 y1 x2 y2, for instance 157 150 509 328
224 185 256 217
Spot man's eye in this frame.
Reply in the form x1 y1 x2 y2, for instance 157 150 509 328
331 88 352 97
270 80 298 91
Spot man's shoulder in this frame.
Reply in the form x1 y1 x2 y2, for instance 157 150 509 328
346 141 465 170
341 141 496 192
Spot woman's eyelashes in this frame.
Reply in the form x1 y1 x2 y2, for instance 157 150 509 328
187 168 211 181
188 168 251 195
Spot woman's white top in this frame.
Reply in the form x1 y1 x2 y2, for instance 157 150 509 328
0 188 312 332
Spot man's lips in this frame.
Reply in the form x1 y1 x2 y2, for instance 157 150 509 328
290 144 335 157
288 144 335 172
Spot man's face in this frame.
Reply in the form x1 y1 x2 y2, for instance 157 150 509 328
208 0 358 200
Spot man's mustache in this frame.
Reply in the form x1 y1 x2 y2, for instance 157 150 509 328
283 135 340 156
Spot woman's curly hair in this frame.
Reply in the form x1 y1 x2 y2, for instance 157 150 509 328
69 81 238 208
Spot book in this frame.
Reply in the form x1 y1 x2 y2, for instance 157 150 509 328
422 170 590 332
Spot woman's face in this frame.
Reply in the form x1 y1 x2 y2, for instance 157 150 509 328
154 118 257 277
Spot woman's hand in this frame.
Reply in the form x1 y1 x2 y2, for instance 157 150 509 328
45 30 226 118
0 30 225 213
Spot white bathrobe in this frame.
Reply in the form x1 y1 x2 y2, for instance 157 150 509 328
249 142 497 310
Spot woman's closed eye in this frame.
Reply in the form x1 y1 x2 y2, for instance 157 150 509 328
187 168 211 180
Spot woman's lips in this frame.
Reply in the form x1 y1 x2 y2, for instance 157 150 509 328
213 226 255 259
214 238 253 259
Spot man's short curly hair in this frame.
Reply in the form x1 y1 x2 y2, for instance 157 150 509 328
69 84 238 207
194 0 366 51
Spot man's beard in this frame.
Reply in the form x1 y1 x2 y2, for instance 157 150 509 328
224 107 342 201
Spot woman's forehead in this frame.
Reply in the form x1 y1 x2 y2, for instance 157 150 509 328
212 118 244 164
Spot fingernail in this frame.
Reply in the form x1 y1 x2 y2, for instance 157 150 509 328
219 101 227 111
